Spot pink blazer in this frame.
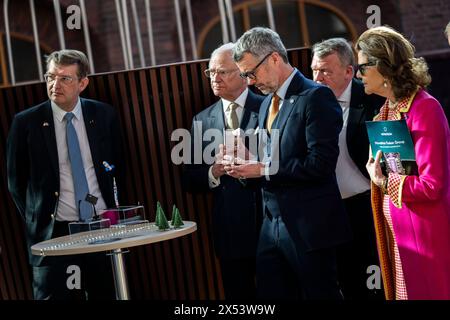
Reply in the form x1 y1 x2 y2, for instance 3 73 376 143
390 90 450 299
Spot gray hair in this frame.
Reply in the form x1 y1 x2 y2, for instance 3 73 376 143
445 21 450 37
233 27 288 63
312 38 355 67
46 49 90 78
209 42 234 66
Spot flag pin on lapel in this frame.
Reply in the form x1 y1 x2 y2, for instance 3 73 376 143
42 122 49 127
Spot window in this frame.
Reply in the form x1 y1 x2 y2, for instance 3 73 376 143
197 0 356 59
0 33 51 87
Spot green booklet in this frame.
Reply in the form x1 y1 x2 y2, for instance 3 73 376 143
365 119 418 175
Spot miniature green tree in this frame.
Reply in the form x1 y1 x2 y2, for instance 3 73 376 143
171 205 184 228
158 209 170 230
155 201 170 230
155 201 162 227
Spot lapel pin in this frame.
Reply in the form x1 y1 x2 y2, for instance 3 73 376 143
290 98 295 104
43 122 49 127
89 120 94 125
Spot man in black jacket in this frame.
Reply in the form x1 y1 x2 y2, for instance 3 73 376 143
183 43 264 299
7 49 123 300
311 38 384 299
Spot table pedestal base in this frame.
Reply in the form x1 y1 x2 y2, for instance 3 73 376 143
110 248 130 300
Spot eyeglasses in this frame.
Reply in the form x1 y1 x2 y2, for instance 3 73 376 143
356 61 376 76
44 73 80 85
239 52 272 80
204 68 238 78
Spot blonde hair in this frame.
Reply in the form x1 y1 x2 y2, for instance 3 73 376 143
355 26 431 100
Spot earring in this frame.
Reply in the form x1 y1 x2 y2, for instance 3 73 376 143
383 79 388 88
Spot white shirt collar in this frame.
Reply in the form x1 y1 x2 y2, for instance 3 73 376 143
337 80 353 106
222 87 249 112
51 98 82 122
275 68 297 100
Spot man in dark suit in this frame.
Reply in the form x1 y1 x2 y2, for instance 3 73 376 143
7 49 122 300
228 27 351 299
184 43 264 300
311 38 384 299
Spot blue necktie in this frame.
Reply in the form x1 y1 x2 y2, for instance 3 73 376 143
65 112 92 221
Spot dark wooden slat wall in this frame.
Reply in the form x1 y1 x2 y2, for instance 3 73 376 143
0 48 311 300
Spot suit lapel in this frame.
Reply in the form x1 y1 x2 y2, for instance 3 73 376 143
41 101 59 179
274 95 297 136
81 99 101 167
347 79 365 142
258 97 271 130
241 109 258 131
207 100 226 130
241 93 259 131
271 70 303 136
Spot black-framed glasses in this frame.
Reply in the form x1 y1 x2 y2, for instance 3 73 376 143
356 61 376 75
44 73 80 85
204 68 238 78
239 52 272 80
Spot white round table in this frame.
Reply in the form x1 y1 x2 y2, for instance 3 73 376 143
31 221 196 300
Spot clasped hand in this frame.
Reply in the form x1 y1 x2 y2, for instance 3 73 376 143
214 143 263 179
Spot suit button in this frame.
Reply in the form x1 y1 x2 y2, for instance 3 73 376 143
54 191 59 197
51 214 55 219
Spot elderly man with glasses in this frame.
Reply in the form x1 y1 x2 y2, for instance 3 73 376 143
183 43 264 300
7 49 123 300
226 27 351 300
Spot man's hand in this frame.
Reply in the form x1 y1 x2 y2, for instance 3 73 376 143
211 163 226 179
224 161 265 179
212 144 227 178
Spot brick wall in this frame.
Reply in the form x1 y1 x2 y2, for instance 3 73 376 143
398 0 450 53
1 0 448 75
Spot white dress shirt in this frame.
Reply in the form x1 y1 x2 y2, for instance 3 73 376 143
52 99 107 221
335 81 371 199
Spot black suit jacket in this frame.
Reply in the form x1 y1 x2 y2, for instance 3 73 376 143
184 90 264 260
346 79 384 179
259 70 351 252
7 98 123 266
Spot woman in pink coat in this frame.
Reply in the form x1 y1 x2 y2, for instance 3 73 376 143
355 26 450 300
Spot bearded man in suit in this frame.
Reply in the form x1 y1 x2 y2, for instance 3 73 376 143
228 27 351 299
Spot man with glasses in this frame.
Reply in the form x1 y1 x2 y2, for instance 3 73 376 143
7 49 123 300
311 38 383 300
227 27 351 299
183 43 264 299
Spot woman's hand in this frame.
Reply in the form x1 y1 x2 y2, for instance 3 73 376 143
366 150 387 187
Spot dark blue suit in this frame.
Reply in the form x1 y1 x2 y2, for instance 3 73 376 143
7 98 123 299
256 70 351 299
184 90 264 299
